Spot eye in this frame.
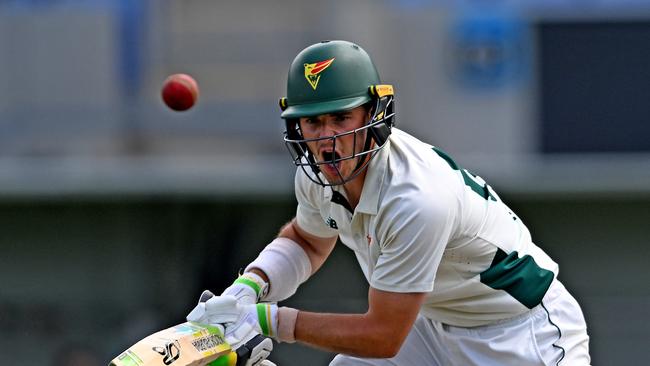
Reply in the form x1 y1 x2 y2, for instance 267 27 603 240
333 114 351 123
301 117 318 126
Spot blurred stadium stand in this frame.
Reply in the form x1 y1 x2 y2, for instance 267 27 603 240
0 1 649 365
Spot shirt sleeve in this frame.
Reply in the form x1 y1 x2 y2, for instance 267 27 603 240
294 168 339 238
370 187 458 293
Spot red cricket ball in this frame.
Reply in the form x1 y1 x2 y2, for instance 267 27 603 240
161 73 199 111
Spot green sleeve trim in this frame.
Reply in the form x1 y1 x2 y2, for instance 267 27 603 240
234 277 261 297
256 304 271 336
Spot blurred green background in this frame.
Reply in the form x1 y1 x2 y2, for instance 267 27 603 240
1 1 649 365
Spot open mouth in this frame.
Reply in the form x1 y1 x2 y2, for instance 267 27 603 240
320 150 342 173
321 150 340 164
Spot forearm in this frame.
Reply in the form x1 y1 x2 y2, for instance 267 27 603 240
294 311 402 358
290 289 425 358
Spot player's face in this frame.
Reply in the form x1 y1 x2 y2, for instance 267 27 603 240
299 106 371 184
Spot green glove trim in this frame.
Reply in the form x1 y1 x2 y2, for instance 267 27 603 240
234 277 262 297
256 303 271 336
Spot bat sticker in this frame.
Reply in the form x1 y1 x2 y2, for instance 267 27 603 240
152 340 181 365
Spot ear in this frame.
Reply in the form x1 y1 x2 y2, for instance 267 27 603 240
364 103 375 123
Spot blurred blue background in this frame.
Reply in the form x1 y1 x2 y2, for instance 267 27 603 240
1 1 649 365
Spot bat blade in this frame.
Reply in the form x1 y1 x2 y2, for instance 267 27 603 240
109 322 233 366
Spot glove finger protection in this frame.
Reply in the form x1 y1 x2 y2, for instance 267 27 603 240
204 295 243 325
186 289 217 324
198 289 216 302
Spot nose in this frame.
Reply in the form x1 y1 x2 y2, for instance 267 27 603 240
319 127 337 140
318 120 342 139
301 118 339 141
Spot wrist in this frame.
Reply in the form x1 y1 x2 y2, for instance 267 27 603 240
277 307 299 343
234 271 269 301
252 304 297 343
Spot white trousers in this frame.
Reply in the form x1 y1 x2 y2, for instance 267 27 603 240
330 281 590 366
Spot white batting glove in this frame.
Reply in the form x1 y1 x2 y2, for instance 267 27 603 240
187 295 278 349
186 294 276 351
199 295 278 345
186 289 282 366
187 293 298 346
222 272 269 305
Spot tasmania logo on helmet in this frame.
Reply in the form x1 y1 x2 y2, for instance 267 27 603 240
304 58 335 90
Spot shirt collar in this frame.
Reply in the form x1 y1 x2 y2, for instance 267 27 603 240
355 138 391 215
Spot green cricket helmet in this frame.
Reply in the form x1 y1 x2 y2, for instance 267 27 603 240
280 40 396 186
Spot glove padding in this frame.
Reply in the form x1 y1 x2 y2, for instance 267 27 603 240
235 333 275 366
222 272 269 305
186 290 220 326
187 294 279 348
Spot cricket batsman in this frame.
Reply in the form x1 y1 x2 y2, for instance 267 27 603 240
187 40 591 365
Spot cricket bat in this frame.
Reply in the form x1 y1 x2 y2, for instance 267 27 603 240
109 321 274 366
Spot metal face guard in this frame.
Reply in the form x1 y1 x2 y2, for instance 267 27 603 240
283 94 394 186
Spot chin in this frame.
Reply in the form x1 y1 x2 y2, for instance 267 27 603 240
322 169 346 185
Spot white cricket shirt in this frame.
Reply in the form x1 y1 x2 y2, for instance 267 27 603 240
294 128 559 327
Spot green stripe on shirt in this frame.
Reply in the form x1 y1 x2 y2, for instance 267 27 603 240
480 249 554 309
